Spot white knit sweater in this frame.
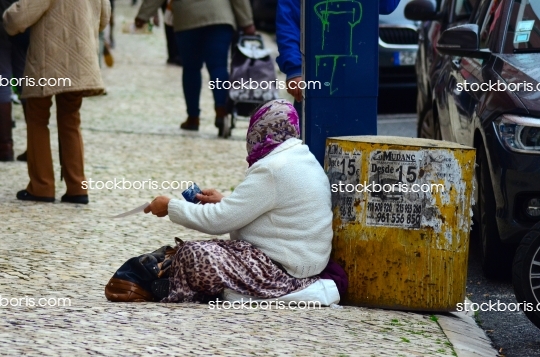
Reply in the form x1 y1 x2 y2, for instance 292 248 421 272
168 138 333 278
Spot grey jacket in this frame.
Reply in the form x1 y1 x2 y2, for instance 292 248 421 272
137 0 253 32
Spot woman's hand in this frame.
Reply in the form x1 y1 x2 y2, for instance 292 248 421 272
286 76 303 102
242 24 256 36
144 196 171 217
196 189 224 204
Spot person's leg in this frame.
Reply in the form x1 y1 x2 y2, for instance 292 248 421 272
55 91 88 201
201 25 234 128
165 25 181 65
10 29 30 161
0 101 12 161
175 28 204 128
109 0 115 48
24 96 55 198
163 239 318 303
0 34 14 161
161 0 176 64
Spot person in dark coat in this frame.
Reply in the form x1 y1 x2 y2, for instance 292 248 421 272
0 0 28 161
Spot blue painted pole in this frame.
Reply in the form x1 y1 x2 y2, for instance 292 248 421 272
302 0 379 165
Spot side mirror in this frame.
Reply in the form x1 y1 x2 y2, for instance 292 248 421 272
404 0 439 21
436 24 489 58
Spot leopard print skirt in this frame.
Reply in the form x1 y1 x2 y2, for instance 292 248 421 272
162 239 318 303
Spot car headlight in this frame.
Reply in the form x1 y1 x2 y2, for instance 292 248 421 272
497 114 540 153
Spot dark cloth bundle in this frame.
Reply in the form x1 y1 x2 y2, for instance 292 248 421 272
104 238 182 302
319 259 349 296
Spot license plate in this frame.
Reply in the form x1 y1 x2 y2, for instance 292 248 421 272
394 51 416 66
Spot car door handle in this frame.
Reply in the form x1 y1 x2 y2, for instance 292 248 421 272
451 59 461 70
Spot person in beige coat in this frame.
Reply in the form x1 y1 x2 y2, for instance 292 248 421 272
135 0 254 133
3 0 111 203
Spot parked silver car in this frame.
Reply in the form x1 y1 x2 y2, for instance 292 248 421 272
378 0 420 111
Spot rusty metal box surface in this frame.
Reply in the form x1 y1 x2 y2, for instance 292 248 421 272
325 136 476 311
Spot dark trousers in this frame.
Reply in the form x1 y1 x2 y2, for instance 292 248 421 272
175 25 234 117
0 29 29 102
165 24 180 63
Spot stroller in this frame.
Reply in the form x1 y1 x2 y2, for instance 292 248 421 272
219 34 279 138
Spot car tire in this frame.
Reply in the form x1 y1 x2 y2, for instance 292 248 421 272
512 222 540 329
417 107 441 140
477 144 511 279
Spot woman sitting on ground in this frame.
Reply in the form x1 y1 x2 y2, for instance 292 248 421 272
144 99 333 302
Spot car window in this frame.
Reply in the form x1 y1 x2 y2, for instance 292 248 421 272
438 0 447 11
503 0 540 53
472 0 492 25
478 0 504 49
455 0 480 20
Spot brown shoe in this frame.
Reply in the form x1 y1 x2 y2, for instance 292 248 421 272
180 116 199 131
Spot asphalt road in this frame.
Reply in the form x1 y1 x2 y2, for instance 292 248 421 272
379 108 540 357
466 237 540 357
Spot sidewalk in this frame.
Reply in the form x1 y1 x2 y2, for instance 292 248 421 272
0 1 495 355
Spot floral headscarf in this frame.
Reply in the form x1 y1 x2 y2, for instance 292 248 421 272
246 99 300 167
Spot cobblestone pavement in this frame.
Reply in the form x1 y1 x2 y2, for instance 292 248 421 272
0 1 459 355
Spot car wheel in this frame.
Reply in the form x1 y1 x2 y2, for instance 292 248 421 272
513 222 540 329
477 144 511 279
417 107 441 140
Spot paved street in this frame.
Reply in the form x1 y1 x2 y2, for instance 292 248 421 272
377 114 416 137
0 1 495 356
465 236 540 357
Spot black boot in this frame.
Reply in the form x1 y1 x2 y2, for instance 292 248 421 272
16 151 27 162
0 102 14 161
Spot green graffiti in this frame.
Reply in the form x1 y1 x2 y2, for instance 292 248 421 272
315 55 358 95
313 0 363 95
314 0 363 53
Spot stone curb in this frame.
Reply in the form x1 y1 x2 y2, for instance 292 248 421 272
436 299 499 357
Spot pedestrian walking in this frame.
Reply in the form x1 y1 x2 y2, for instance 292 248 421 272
0 0 28 162
3 0 111 203
135 0 255 133
161 0 182 66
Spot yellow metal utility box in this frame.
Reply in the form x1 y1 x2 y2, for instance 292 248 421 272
325 136 476 311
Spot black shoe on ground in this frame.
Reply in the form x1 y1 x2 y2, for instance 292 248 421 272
16 151 27 162
61 194 89 204
16 190 55 203
214 117 224 129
